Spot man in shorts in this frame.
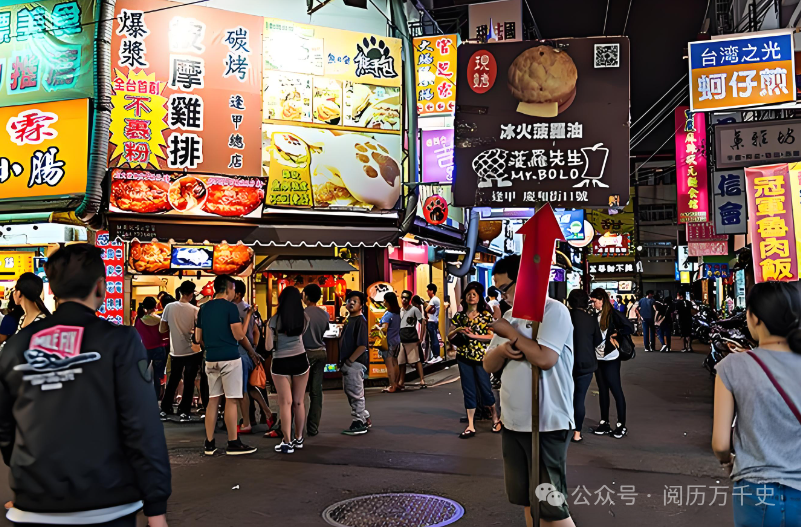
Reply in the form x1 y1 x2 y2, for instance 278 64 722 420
398 290 426 389
196 275 257 456
483 278 577 527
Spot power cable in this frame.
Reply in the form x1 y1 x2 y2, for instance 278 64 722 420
603 0 610 35
630 90 688 148
622 0 633 34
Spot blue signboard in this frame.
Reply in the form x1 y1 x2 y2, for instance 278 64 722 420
554 208 585 241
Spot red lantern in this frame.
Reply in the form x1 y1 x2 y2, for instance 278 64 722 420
423 194 449 225
335 278 347 297
323 275 337 288
276 278 291 295
200 280 214 297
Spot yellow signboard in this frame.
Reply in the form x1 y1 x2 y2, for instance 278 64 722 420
0 98 89 201
413 35 457 115
0 252 35 281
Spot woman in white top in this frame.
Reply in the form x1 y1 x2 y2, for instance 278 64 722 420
486 287 502 320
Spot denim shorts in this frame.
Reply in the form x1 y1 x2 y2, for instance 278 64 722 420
732 480 801 527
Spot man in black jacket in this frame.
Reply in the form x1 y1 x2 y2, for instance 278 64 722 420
0 243 171 526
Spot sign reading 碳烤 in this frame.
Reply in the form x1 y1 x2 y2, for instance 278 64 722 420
675 106 709 223
714 118 801 169
712 169 747 234
745 163 798 283
0 0 95 105
421 129 454 184
0 98 89 201
689 31 796 112
453 36 630 208
108 0 263 176
413 35 457 115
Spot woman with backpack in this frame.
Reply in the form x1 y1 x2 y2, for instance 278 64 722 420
590 288 633 439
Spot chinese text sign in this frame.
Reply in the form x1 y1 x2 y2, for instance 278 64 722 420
0 0 95 105
421 129 454 183
413 35 456 115
95 230 124 325
689 32 796 112
0 252 34 281
0 98 88 201
714 119 801 169
712 170 747 234
675 106 709 223
745 164 798 283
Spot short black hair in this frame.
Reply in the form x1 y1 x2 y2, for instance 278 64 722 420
45 243 105 300
487 286 501 299
303 283 322 303
178 280 196 297
646 290 654 296
234 279 246 296
427 283 437 294
346 290 366 306
214 275 233 294
493 254 521 281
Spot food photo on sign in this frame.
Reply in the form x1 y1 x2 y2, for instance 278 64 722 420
453 37 630 209
128 240 253 276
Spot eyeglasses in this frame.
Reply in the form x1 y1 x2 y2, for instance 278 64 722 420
498 281 516 294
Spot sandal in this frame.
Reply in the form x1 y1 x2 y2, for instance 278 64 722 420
382 386 398 393
459 429 476 439
571 435 583 443
420 383 428 389
491 421 502 433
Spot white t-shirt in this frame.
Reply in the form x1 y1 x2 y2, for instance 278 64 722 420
491 298 575 433
161 301 199 357
400 306 423 329
428 296 441 323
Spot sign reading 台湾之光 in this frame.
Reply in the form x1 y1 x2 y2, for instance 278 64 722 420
413 34 457 115
0 0 95 106
689 31 796 112
675 106 709 223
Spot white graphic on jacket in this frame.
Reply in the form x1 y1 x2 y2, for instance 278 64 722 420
14 325 100 391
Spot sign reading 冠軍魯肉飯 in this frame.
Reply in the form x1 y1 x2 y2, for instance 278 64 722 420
0 0 95 106
689 32 796 112
108 0 263 176
413 35 457 115
712 169 747 234
675 106 709 223
0 98 89 201
745 164 798 283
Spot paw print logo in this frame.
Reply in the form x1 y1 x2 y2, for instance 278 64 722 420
355 36 398 79
423 194 449 225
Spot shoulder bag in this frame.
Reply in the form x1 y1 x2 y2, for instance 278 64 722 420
747 351 801 426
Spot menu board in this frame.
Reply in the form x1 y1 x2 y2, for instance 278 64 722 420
95 231 124 324
128 240 254 276
0 252 35 281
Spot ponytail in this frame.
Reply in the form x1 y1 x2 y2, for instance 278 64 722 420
15 272 50 318
137 296 158 320
746 281 801 355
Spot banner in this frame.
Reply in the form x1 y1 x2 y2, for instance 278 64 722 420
554 208 585 241
413 35 457 115
712 169 747 234
745 163 798 283
421 129 454 184
687 221 727 242
0 0 95 106
109 0 263 176
689 32 795 112
592 233 631 257
453 36 630 208
0 98 89 201
675 106 709 223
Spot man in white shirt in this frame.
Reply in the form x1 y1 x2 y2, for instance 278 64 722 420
159 281 200 422
484 279 576 527
425 284 442 362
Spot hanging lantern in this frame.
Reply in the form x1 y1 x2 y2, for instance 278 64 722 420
423 194 449 225
200 280 214 297
323 275 337 288
276 278 291 295
478 220 503 241
335 278 347 297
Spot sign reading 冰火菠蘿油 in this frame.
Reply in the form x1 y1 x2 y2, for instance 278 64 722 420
675 106 709 223
689 32 796 112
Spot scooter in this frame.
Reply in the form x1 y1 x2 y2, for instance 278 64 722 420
704 313 754 376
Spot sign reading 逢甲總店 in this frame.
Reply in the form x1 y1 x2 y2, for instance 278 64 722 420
0 0 95 106
712 169 747 234
453 37 630 208
413 35 457 115
689 31 796 112
714 118 801 169
675 106 709 223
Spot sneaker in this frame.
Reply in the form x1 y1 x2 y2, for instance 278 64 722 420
204 439 217 456
612 423 628 439
591 420 613 435
659 345 668 352
274 440 294 454
226 439 257 456
178 413 192 423
159 411 170 421
292 437 304 450
342 420 369 436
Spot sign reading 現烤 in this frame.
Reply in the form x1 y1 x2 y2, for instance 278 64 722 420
745 163 798 283
675 106 709 223
413 35 457 115
712 169 747 234
0 0 95 105
689 32 796 112
714 118 801 169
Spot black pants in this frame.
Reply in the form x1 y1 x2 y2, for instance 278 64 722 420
146 346 166 401
658 323 672 349
572 372 594 432
306 348 327 435
161 352 202 415
13 512 137 526
595 360 626 425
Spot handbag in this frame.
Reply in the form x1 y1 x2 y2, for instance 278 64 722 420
747 351 801 425
617 334 636 361
249 361 267 389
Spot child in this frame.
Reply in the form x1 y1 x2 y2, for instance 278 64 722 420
340 290 371 435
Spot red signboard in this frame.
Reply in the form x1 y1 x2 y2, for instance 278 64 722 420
688 241 728 256
675 106 709 223
686 221 727 243
745 164 798 283
95 230 125 324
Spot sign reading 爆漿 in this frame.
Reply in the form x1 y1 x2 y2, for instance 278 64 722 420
0 98 89 201
745 164 798 283
421 129 454 184
453 37 630 208
689 31 796 112
0 0 95 106
714 118 801 169
712 169 747 234
413 35 457 115
108 0 263 176
675 106 709 223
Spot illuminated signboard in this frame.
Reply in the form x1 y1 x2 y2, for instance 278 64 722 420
675 106 709 223
413 34 457 115
0 252 35 281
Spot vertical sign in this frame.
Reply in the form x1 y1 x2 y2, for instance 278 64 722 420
787 162 801 276
745 164 798 283
712 169 747 234
95 230 124 324
675 106 709 223
413 34 457 115
421 128 455 183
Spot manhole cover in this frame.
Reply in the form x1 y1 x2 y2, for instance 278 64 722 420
322 493 464 527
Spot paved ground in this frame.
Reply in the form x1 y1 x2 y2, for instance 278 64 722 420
0 337 732 526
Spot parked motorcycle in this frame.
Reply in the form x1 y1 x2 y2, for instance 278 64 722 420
704 311 755 376
692 305 717 345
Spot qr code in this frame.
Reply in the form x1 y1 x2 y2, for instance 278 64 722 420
594 43 620 68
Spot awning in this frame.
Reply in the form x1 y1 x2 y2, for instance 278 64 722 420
256 258 357 274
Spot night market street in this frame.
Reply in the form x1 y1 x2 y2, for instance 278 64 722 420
0 340 730 527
